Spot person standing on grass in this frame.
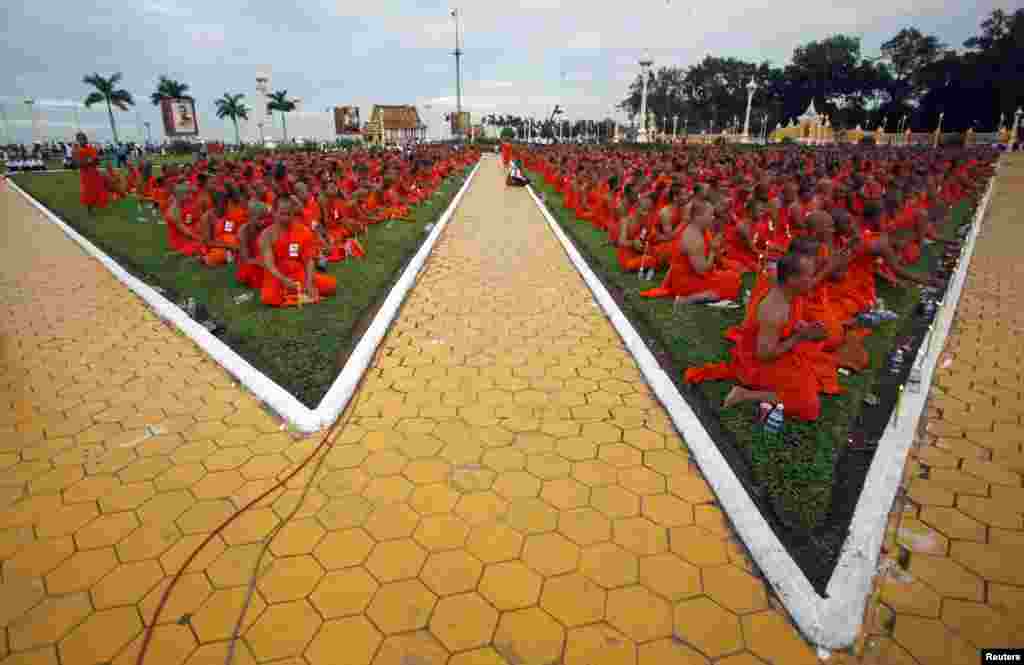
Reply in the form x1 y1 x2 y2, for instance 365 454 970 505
73 132 109 214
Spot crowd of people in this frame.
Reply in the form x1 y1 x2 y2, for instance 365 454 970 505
72 132 479 307
506 142 995 421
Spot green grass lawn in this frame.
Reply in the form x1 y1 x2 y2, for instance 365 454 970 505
13 165 473 408
531 173 967 530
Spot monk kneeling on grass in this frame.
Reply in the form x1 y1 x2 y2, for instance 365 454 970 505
640 201 742 307
259 199 337 307
685 250 842 422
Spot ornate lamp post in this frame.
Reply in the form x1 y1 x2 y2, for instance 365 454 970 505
638 52 653 143
451 8 464 141
672 114 678 142
933 111 944 149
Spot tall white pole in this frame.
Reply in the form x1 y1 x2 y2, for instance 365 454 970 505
743 77 757 142
638 53 653 143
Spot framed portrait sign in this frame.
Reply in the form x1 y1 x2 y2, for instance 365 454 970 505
161 98 200 136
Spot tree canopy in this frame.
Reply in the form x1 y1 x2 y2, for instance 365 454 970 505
618 9 1023 132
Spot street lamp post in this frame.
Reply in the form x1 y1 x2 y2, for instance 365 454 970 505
672 114 678 142
638 52 653 143
933 111 944 149
451 8 464 141
144 122 152 145
743 77 757 143
257 122 264 145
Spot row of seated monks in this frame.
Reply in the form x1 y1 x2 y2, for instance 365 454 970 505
74 133 479 307
508 142 995 421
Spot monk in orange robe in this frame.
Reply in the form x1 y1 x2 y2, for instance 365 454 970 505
236 201 271 289
615 199 658 272
164 184 204 257
73 133 108 213
259 199 337 307
685 251 839 421
201 195 242 267
640 202 741 304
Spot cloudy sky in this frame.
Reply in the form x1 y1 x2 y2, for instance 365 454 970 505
0 0 1005 143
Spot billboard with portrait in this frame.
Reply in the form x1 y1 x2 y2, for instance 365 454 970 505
161 98 199 136
334 106 361 134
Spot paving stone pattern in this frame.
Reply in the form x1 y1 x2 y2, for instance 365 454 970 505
4 154 1020 665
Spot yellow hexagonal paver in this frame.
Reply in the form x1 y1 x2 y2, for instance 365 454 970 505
672 597 743 658
58 606 142 665
257 555 324 603
541 477 591 510
606 584 673 643
364 502 421 541
466 521 524 563
564 623 637 665
504 497 558 534
636 638 710 664
365 538 427 582
702 564 768 614
613 516 668 556
91 559 165 609
455 492 509 525
413 514 470 551
318 495 374 530
373 630 450 665
309 567 378 618
366 578 437 634
140 572 213 626
540 572 607 627
9 593 93 651
479 560 543 610
522 531 581 577
592 485 641 520
638 553 703 601
268 518 325 557
409 482 461 515
245 600 321 661
420 549 484 595
306 616 381 665
429 592 499 652
580 542 639 589
191 586 267 642
313 528 375 570
741 611 819 664
492 470 542 499
669 526 730 567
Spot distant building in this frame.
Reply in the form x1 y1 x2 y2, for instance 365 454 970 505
365 105 427 146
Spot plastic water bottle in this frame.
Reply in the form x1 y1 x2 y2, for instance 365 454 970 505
765 403 785 436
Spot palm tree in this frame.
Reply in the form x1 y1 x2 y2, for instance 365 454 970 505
83 72 135 144
150 76 191 106
266 90 296 143
215 93 250 146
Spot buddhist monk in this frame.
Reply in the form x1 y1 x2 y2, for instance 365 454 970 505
641 201 742 305
685 251 839 421
73 132 108 214
165 183 204 257
201 194 241 267
259 199 337 307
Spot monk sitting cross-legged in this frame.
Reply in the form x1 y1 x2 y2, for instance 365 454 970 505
200 194 242 267
685 251 841 422
640 201 741 305
259 199 337 307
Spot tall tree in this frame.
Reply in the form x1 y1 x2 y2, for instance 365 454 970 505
150 76 191 106
879 28 946 115
266 90 296 143
785 35 864 120
214 93 250 146
83 72 135 144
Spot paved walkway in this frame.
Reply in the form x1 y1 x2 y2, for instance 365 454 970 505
0 157 826 665
849 153 1024 665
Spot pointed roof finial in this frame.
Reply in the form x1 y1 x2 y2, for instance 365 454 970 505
801 99 818 119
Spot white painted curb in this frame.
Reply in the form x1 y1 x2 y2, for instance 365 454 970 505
526 166 997 649
6 158 481 433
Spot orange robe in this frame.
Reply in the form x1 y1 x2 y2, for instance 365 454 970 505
74 145 109 209
645 228 741 301
684 294 840 421
260 221 338 307
204 212 242 267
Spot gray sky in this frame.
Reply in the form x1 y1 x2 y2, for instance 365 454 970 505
0 0 1005 143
